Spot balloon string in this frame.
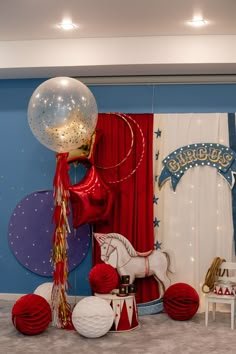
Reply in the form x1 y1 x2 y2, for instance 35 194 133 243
73 164 77 184
73 238 77 308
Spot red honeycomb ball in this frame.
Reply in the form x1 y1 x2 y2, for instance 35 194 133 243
12 294 52 335
163 283 199 321
89 263 120 293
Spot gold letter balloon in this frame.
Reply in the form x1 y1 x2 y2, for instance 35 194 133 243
27 77 98 153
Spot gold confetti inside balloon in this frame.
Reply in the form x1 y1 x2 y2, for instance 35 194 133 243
27 77 98 153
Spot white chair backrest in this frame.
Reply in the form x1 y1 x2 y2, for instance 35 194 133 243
218 262 236 283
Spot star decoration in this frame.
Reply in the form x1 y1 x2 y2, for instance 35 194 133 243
156 150 160 160
154 240 162 250
69 166 114 228
153 195 159 204
154 129 162 138
153 217 160 227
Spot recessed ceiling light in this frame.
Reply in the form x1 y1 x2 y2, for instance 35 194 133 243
58 20 77 31
188 17 207 27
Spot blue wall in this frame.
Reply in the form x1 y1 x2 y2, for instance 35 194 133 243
1 79 236 296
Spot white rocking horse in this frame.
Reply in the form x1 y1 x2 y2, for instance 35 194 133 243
94 232 175 297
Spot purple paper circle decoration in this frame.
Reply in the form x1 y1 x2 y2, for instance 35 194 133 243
8 190 91 277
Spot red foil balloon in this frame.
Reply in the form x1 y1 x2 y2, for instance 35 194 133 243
69 166 114 228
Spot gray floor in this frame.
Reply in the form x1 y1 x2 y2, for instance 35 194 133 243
1 300 236 354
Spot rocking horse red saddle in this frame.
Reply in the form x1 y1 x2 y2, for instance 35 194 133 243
136 250 153 257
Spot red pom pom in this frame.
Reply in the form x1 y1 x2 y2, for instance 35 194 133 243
12 294 52 335
89 263 119 293
163 283 199 321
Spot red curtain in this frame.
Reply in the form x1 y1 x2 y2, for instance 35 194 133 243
93 113 159 303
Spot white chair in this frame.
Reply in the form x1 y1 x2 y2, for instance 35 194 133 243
205 262 236 330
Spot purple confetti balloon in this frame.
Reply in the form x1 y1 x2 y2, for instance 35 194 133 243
8 190 91 276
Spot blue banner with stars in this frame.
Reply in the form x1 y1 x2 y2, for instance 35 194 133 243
159 143 236 191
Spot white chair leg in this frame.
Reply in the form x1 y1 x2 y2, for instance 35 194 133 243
212 302 216 321
205 299 209 327
231 301 235 330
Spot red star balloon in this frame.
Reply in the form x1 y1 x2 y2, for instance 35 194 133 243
68 166 114 228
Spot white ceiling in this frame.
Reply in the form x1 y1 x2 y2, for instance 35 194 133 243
1 0 236 80
1 0 236 40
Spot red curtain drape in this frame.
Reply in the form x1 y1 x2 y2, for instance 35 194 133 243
93 113 159 303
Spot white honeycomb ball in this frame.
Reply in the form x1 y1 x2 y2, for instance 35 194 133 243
34 282 54 307
72 296 114 338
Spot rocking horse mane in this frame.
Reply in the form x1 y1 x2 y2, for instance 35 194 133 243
106 233 137 257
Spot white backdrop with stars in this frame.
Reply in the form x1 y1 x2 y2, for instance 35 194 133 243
153 113 234 311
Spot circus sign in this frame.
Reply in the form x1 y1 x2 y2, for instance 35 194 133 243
158 143 236 191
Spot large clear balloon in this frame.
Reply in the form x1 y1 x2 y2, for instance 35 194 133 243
27 77 98 153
